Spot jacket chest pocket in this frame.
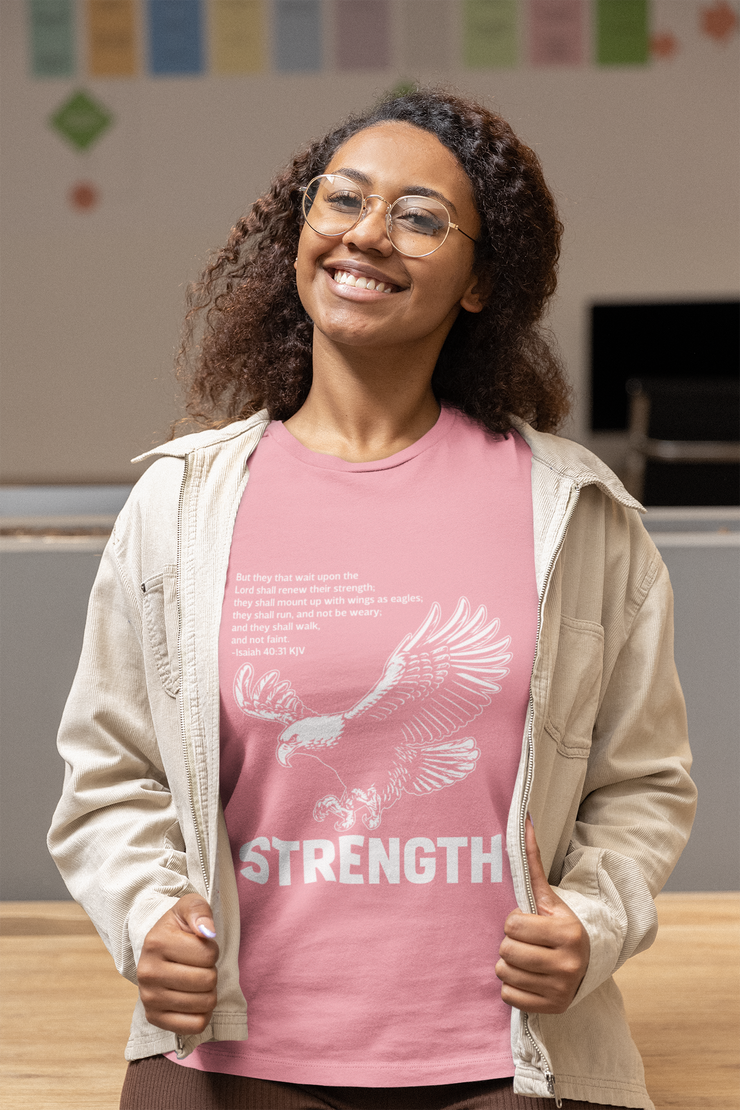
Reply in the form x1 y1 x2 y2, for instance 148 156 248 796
543 615 604 757
142 567 180 697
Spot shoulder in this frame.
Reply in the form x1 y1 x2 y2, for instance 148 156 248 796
132 410 270 464
112 412 270 578
511 419 663 605
122 411 271 526
510 417 644 514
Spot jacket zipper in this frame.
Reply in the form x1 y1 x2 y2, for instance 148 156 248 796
517 483 581 1107
176 454 210 896
173 437 266 1056
175 455 210 1060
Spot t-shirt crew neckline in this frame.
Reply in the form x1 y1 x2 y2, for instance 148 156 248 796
268 404 458 472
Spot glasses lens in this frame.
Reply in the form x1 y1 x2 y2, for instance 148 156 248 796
388 197 450 257
302 175 364 236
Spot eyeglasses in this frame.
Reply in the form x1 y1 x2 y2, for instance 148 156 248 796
300 173 477 258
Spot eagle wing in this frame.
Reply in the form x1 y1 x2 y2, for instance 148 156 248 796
233 662 315 725
343 597 512 745
378 735 482 807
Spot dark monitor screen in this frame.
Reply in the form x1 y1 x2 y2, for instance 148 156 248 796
590 301 740 430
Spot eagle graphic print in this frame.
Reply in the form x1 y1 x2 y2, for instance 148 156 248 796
233 598 512 831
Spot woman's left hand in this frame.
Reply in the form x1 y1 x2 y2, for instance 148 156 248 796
496 818 590 1014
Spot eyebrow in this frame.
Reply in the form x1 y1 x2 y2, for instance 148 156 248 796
330 167 459 215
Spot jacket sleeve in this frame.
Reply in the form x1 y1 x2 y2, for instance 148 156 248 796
47 517 198 984
554 545 696 1005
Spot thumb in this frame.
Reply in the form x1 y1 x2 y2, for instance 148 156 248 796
173 893 217 939
525 815 562 915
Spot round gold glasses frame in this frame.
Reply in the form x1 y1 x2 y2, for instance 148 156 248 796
300 174 477 259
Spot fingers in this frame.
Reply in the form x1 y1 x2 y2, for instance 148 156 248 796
496 970 573 1015
137 966 218 1034
137 895 220 1034
137 972 218 1035
173 893 217 940
501 939 586 984
502 906 586 952
524 816 560 914
495 948 581 1013
143 1004 218 1036
496 920 589 1012
137 958 218 997
143 912 219 969
495 824 591 1014
499 929 571 974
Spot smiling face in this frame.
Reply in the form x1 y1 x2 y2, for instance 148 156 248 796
294 122 484 360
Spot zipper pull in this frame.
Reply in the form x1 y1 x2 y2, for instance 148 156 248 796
546 1071 562 1107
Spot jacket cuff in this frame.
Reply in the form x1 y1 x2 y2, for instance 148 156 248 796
555 887 624 1006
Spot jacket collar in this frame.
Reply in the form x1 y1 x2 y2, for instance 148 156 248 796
132 411 271 464
133 410 643 514
510 416 644 513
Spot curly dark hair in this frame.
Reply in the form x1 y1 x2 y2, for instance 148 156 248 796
178 87 570 434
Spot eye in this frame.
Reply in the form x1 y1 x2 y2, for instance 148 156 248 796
393 205 447 237
325 189 363 214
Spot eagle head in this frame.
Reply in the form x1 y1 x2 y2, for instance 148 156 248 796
276 715 345 767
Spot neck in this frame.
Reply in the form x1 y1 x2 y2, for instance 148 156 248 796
283 329 443 462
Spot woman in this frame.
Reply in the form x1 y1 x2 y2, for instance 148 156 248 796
49 89 695 1110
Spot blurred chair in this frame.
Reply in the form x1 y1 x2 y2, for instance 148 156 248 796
623 378 740 505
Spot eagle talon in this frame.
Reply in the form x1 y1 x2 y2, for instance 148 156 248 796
334 812 357 831
313 794 358 830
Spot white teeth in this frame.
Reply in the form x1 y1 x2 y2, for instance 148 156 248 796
332 269 395 293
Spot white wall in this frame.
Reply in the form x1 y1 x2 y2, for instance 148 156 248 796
1 0 738 482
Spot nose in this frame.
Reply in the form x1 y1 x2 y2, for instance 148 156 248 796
341 195 393 256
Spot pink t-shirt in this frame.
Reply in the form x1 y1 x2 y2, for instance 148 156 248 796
172 406 537 1086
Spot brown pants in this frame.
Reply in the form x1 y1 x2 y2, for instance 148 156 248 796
120 1055 629 1110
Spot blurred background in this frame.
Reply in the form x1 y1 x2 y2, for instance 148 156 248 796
1 0 738 900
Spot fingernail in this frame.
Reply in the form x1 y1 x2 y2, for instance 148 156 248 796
197 923 217 939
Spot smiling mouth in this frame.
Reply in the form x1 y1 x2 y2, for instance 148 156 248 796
329 268 400 294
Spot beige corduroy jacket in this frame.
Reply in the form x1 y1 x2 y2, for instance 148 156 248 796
48 412 696 1108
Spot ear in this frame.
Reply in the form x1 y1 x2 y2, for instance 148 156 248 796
293 259 298 271
459 272 489 314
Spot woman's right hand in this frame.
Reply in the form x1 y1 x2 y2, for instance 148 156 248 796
136 893 219 1034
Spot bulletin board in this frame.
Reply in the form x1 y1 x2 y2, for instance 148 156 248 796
1 0 738 482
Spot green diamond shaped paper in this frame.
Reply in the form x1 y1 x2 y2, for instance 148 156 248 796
50 89 113 151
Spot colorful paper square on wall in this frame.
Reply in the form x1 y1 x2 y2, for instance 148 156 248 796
87 0 137 76
274 0 322 72
596 0 650 65
211 0 265 74
464 0 518 68
147 0 204 74
29 0 75 77
336 0 390 70
528 0 585 66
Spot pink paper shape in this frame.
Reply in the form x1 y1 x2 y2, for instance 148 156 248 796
529 0 585 66
336 0 390 69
